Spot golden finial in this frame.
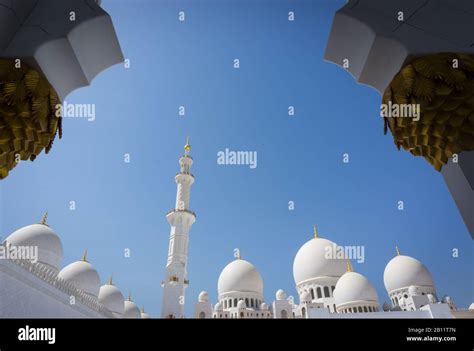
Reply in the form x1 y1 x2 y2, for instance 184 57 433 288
236 249 241 260
184 136 191 155
313 224 319 239
81 249 88 262
141 305 145 313
128 292 132 301
346 260 353 272
107 275 113 285
396 245 401 256
40 212 48 225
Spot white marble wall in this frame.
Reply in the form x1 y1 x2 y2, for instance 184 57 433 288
0 259 107 318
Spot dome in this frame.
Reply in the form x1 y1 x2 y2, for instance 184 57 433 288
58 253 100 297
214 302 223 311
441 295 452 304
140 307 151 319
5 223 63 272
469 303 474 310
276 289 287 300
384 255 434 293
123 296 141 318
334 272 378 306
408 285 421 296
293 238 346 285
237 300 246 309
260 302 269 310
300 290 311 303
198 291 209 302
98 278 124 315
217 259 263 295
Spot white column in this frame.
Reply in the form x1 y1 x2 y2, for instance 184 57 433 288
161 143 196 318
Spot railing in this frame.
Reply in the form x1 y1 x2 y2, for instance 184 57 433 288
163 276 189 285
175 172 195 178
166 209 196 218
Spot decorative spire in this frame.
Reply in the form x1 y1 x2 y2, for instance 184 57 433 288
184 136 191 155
81 249 88 262
395 245 401 256
141 305 145 313
313 224 319 239
107 275 113 285
236 249 241 260
346 260 353 272
128 292 132 301
40 212 48 225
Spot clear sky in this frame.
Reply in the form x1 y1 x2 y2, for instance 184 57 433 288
0 0 472 317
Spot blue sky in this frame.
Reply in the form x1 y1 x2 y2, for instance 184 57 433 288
0 0 472 317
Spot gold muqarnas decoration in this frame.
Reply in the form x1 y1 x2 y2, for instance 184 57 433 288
0 58 62 179
382 53 474 171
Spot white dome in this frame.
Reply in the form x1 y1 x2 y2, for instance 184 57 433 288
123 299 141 318
217 259 263 295
293 238 346 285
5 223 63 272
214 302 223 311
276 289 287 300
198 291 209 302
260 302 269 310
140 307 151 319
384 255 434 293
237 300 246 309
469 303 474 310
58 257 100 297
98 280 124 315
334 272 378 306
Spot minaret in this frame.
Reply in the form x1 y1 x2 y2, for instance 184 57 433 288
161 138 196 318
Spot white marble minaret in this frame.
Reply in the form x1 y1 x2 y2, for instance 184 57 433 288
161 138 196 318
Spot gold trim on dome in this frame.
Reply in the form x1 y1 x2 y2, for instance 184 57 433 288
81 249 88 262
313 224 319 239
40 212 48 225
346 260 353 272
